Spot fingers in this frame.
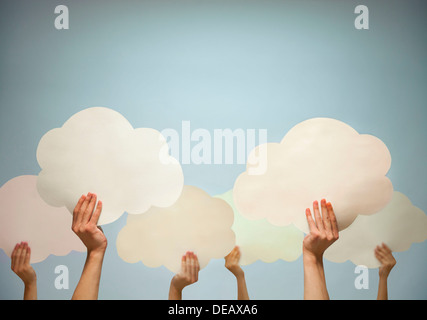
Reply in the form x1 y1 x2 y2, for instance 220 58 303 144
234 246 241 261
20 242 28 266
375 245 387 263
189 252 199 283
192 252 199 282
306 199 339 238
326 202 339 239
381 243 392 253
231 246 241 263
321 199 331 235
11 243 19 270
182 251 199 283
180 253 187 275
375 243 395 264
305 208 317 232
11 242 31 271
82 193 97 225
16 242 26 267
188 252 195 281
375 243 388 254
73 195 86 225
25 246 32 266
375 243 392 259
225 246 240 261
313 200 324 232
76 193 91 225
90 201 103 225
72 192 102 229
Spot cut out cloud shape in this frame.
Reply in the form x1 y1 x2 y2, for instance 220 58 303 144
36 107 184 225
116 185 236 273
233 118 393 232
215 190 304 265
0 175 85 263
324 191 427 268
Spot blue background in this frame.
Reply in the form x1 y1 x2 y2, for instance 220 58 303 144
0 0 426 299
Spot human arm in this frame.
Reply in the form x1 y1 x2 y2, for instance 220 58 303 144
225 246 249 300
169 251 200 300
71 193 107 300
375 243 396 300
303 199 339 300
11 242 37 300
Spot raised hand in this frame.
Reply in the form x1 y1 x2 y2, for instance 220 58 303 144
71 192 107 300
225 246 249 300
169 251 200 300
375 243 396 300
375 243 396 277
303 199 339 300
72 193 107 254
11 242 37 300
303 199 339 260
225 246 244 278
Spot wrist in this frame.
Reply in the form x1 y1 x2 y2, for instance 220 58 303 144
87 247 106 260
24 277 37 287
227 266 244 279
171 283 184 293
169 279 184 300
234 269 245 280
379 270 391 279
170 276 185 292
303 249 323 265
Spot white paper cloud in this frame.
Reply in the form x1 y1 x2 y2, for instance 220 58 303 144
233 118 393 232
0 175 85 263
324 191 427 268
116 185 236 273
215 190 304 265
36 107 184 225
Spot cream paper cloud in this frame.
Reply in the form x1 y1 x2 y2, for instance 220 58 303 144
116 185 236 273
233 118 393 232
324 191 427 268
36 107 184 225
215 190 303 265
0 175 85 263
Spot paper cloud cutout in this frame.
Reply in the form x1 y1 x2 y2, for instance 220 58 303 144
116 185 236 273
233 118 393 232
0 175 85 263
36 107 184 225
215 190 303 265
324 191 427 268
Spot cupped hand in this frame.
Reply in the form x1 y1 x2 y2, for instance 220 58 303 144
72 193 107 254
11 242 36 286
225 246 244 278
375 243 396 277
171 251 200 291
